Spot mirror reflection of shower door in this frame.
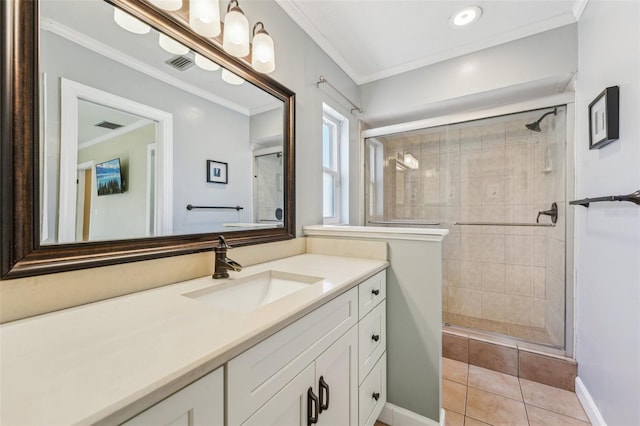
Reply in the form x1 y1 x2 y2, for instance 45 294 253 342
254 152 284 224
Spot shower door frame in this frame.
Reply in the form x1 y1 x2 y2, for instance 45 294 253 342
360 93 576 357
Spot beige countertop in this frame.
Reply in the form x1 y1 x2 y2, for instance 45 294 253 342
0 254 387 425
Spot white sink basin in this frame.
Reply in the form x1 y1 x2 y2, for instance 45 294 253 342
184 270 323 313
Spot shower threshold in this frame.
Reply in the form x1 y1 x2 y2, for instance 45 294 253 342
443 312 563 350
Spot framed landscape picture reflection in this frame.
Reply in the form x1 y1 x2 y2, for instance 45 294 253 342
207 160 228 184
589 85 619 150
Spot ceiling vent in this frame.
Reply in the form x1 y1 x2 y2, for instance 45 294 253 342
95 121 124 130
165 55 195 71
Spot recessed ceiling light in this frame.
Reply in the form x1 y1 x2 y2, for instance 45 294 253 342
450 6 482 28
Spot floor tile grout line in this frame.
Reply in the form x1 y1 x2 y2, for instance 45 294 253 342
521 400 590 423
519 378 532 425
467 383 524 403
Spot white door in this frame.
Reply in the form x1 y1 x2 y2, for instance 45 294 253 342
242 364 315 426
316 326 359 426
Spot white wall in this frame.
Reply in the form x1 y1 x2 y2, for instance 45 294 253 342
40 31 253 239
360 25 578 127
245 0 362 229
77 124 154 240
250 107 283 147
574 1 640 424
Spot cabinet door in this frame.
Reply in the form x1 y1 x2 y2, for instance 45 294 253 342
122 368 223 426
315 326 358 426
228 288 358 425
242 364 315 426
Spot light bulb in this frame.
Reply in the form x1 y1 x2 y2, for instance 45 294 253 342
195 53 220 71
189 0 221 37
158 33 189 55
223 1 250 57
148 0 183 11
221 69 244 85
113 8 150 34
251 23 275 73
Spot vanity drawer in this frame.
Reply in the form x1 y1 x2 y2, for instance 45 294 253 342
359 352 386 426
122 367 223 426
358 270 386 319
227 287 358 425
358 300 386 384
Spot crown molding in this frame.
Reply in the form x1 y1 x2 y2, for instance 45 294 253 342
276 1 579 85
274 0 363 84
572 0 589 20
40 18 251 115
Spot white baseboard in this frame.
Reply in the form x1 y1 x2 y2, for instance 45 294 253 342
378 403 441 426
575 377 607 426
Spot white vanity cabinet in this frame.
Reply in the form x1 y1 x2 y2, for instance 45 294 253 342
228 270 387 426
358 274 387 426
227 286 359 425
242 327 358 426
122 368 223 426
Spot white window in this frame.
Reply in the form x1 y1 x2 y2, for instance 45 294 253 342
322 105 348 224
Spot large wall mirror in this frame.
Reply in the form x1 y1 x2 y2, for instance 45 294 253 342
1 0 295 278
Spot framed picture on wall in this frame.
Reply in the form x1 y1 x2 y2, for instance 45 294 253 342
207 160 228 184
588 85 619 150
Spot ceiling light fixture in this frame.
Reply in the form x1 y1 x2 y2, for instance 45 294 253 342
148 0 183 11
221 69 244 85
189 0 221 37
450 6 482 27
251 22 275 73
195 53 221 71
113 8 150 34
223 0 250 58
124 0 276 74
158 33 190 55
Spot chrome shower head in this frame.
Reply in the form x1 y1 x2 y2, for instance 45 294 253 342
525 108 558 132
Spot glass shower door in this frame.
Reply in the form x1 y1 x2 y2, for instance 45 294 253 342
364 106 567 348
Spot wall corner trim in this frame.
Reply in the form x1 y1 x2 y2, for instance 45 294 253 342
572 0 589 21
575 377 608 426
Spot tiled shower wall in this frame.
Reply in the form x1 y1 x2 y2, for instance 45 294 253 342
369 107 566 347
254 153 284 222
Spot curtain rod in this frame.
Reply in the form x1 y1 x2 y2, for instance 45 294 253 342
316 75 363 114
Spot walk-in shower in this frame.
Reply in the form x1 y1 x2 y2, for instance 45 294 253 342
364 106 568 348
253 152 284 224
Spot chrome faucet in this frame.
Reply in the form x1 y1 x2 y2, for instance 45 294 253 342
213 236 243 279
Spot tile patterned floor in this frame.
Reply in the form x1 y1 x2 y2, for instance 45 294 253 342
443 357 590 426
444 312 555 346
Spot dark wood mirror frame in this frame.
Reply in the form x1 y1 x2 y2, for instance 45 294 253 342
0 0 296 279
